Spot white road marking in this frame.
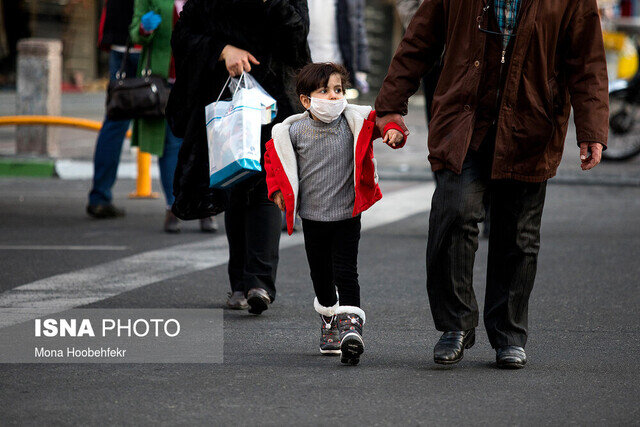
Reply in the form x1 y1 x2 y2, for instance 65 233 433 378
55 159 160 180
0 183 434 329
0 245 128 251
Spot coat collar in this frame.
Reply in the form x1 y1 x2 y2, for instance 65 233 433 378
275 104 373 133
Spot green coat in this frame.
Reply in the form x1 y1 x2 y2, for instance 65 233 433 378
129 0 175 156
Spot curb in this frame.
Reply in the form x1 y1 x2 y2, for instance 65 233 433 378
0 157 56 178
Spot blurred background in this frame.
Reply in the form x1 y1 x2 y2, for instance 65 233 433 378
0 0 403 92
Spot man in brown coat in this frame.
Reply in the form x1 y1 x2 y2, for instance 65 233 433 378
376 0 608 368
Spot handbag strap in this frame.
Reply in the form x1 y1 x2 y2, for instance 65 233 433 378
116 37 154 79
141 43 154 77
115 38 133 79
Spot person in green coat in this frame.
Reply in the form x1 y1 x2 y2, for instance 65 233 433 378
130 0 217 233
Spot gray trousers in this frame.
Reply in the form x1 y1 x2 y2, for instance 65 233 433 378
426 142 547 348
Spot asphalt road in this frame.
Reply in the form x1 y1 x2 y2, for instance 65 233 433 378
0 177 639 425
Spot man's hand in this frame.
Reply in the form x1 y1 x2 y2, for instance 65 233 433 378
383 129 404 148
220 45 260 77
579 142 603 171
272 191 285 212
376 114 409 149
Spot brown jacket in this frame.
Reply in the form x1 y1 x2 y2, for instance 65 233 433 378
375 0 609 182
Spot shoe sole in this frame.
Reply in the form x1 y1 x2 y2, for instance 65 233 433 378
87 212 124 219
340 332 364 365
247 295 269 315
200 226 219 233
320 348 341 356
226 303 249 310
496 360 526 369
433 333 476 365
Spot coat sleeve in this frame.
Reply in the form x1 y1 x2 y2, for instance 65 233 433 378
166 0 228 137
264 140 281 200
563 0 609 147
264 0 311 68
129 0 154 45
375 0 445 116
171 0 227 77
356 0 371 73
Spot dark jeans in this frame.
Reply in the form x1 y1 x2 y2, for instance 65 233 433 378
302 216 361 308
225 175 281 301
89 49 139 206
426 139 547 348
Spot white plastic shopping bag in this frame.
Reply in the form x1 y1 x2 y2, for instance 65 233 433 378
228 72 278 124
205 73 272 189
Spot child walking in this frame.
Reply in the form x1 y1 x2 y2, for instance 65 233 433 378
264 63 404 365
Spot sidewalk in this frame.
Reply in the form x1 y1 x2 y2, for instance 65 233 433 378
1 91 639 185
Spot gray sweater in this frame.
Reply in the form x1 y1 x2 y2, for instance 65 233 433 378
289 115 355 222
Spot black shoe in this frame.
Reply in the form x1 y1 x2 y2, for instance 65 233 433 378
247 288 270 315
336 307 365 365
433 329 475 365
496 346 527 369
86 204 125 219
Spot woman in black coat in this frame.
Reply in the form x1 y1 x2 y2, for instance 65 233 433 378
167 0 310 313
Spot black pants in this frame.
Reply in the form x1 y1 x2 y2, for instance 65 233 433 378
426 141 547 348
302 216 361 308
225 174 281 301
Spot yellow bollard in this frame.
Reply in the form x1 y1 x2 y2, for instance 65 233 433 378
129 148 159 199
0 115 156 200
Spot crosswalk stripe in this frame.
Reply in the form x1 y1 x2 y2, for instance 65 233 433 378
0 183 434 329
0 245 128 251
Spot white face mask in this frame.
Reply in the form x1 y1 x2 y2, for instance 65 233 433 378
309 97 347 123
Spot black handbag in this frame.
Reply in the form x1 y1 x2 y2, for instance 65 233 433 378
106 40 170 121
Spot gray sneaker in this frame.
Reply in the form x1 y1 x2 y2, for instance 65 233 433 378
320 315 341 355
164 210 181 233
226 291 248 310
200 216 219 233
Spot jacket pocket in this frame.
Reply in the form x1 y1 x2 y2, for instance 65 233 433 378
547 76 570 128
510 76 556 173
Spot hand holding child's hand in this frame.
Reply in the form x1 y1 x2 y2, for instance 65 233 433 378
273 191 285 212
383 129 404 148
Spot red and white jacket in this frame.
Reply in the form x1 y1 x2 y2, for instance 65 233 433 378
264 104 405 235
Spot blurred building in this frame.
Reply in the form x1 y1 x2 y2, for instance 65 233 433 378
0 0 105 89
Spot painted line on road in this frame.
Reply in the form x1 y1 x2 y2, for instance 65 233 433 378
0 183 434 329
0 245 129 251
55 159 160 180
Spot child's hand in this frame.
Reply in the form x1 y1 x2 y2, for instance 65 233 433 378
273 191 285 212
383 128 404 148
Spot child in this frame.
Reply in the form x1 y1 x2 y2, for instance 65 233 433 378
264 63 405 365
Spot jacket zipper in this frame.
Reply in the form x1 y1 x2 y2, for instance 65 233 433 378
495 0 512 124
